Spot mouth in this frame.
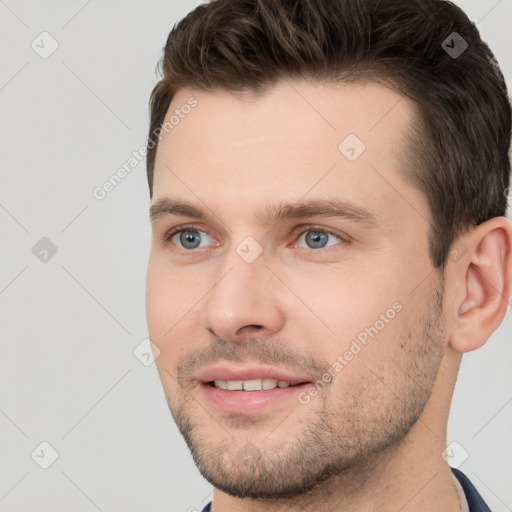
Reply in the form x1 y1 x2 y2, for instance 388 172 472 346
200 379 313 413
195 364 317 413
206 378 308 390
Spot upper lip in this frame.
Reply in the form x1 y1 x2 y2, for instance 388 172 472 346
197 365 314 386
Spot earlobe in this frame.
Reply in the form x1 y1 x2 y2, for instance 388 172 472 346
449 217 512 354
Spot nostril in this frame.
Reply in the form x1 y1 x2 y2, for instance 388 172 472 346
236 325 264 336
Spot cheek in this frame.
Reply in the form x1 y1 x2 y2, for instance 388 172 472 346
322 305 411 404
145 258 206 375
145 260 169 339
287 270 413 395
287 268 403 342
146 256 197 337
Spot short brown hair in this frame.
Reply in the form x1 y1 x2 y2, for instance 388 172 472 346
146 0 511 269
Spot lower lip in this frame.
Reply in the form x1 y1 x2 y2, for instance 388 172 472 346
200 382 312 413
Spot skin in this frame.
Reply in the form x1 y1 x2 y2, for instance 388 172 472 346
145 79 512 512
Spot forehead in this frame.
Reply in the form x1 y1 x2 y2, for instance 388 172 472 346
162 79 412 157
152 79 428 230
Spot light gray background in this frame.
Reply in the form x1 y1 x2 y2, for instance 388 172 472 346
1 1 511 511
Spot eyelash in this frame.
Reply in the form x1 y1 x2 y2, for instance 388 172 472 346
162 223 349 254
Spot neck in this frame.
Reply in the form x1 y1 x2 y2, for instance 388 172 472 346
210 348 463 512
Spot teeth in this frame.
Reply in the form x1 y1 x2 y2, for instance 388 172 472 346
227 380 243 391
213 379 294 391
243 379 263 391
262 379 278 390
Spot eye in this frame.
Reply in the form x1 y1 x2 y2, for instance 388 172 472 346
294 228 345 250
163 225 347 253
165 226 215 250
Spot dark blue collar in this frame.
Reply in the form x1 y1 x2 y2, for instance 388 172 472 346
451 467 492 511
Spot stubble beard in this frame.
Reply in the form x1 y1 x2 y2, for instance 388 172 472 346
166 283 446 501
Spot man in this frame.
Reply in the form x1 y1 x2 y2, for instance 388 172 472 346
144 0 512 510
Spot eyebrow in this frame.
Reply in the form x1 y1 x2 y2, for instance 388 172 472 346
150 197 382 228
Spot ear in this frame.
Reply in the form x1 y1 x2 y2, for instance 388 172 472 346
449 216 512 353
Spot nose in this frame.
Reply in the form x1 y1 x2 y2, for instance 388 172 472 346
200 239 285 342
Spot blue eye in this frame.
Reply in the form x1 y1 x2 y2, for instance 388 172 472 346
163 225 346 253
296 229 343 250
169 228 213 250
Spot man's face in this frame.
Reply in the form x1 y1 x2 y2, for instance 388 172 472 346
146 80 448 498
